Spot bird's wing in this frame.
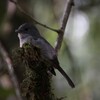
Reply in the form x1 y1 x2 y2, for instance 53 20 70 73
31 37 56 75
32 37 56 60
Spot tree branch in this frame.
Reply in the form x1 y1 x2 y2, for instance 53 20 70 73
54 0 74 53
9 0 58 33
13 43 55 100
0 41 23 100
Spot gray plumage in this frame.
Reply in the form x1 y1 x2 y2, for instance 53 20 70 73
16 23 75 88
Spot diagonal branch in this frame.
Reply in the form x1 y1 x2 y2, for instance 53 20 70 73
9 0 58 33
54 0 74 53
0 41 23 100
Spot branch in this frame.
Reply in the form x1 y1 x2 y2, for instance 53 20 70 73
9 0 74 54
54 0 74 53
0 41 23 100
9 0 58 33
13 43 55 100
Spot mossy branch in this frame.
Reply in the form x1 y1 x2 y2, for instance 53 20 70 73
13 43 56 100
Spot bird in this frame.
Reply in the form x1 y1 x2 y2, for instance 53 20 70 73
15 23 75 88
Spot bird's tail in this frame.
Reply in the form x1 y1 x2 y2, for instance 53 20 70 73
57 65 75 88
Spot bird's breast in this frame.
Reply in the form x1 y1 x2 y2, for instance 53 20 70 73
18 35 33 47
19 39 28 47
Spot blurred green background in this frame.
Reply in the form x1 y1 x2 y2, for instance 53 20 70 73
0 0 100 100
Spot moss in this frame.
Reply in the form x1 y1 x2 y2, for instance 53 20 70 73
12 43 56 100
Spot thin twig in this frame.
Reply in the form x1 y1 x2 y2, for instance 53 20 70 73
9 0 58 33
54 0 74 53
0 41 23 100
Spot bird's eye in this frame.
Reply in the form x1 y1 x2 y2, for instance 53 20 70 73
25 28 29 31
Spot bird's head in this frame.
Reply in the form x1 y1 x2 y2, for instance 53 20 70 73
15 23 41 39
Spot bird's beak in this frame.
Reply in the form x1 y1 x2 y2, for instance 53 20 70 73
15 29 23 33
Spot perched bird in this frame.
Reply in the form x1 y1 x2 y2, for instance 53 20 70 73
15 23 75 88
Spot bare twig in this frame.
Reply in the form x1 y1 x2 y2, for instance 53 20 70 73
0 41 23 100
9 0 58 33
54 0 74 53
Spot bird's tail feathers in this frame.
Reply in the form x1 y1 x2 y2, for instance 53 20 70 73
57 65 75 88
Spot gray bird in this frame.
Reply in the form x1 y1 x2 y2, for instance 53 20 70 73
15 23 75 88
